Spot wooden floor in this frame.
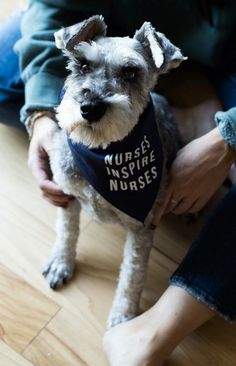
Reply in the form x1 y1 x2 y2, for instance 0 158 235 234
1 2 236 366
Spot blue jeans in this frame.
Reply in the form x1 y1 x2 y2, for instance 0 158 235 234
170 185 236 321
0 11 25 129
1 12 236 321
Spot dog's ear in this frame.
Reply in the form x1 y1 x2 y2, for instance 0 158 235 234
134 22 186 72
55 15 107 51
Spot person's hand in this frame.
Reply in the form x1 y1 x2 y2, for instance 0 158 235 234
28 116 74 208
153 127 236 225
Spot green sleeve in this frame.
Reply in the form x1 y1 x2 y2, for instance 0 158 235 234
14 0 110 123
215 108 236 150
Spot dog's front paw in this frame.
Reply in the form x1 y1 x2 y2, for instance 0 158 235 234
42 255 75 289
107 311 137 329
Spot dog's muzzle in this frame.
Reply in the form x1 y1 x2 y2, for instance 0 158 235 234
80 100 107 122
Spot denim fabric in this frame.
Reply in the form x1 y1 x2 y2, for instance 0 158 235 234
215 73 236 110
170 185 236 321
209 70 236 111
0 11 24 128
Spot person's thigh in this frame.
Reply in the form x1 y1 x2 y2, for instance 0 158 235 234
170 185 236 321
0 11 25 128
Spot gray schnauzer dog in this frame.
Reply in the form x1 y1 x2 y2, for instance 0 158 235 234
43 15 185 329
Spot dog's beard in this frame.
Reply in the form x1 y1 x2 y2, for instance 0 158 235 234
56 93 144 148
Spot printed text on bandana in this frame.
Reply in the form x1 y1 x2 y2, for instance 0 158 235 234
105 135 158 191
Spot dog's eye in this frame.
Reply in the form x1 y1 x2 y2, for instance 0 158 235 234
80 63 90 75
121 66 139 81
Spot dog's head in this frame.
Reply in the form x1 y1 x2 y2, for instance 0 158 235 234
55 15 185 148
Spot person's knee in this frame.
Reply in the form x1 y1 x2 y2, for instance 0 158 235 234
0 11 24 104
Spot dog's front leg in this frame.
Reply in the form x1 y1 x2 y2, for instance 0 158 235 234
107 227 154 328
43 199 81 289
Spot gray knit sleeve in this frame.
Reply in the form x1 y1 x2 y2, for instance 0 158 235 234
215 107 236 150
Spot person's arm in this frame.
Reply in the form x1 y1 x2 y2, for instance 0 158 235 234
15 0 110 206
15 1 68 125
28 115 76 207
152 102 236 225
14 0 75 205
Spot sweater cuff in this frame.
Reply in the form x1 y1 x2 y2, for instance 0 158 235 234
215 107 236 150
20 72 65 123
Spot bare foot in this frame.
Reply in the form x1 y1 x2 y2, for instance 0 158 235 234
103 287 215 366
103 309 166 366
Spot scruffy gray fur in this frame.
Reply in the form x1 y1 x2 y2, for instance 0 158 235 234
43 15 185 329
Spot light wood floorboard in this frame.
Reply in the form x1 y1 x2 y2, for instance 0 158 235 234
0 340 34 366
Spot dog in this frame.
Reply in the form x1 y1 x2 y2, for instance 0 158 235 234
43 15 186 329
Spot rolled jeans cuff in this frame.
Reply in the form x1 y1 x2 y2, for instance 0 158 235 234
170 275 235 322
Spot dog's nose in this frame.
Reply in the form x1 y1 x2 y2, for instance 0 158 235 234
80 101 107 122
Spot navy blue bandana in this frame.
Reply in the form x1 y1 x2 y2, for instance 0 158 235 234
68 94 163 223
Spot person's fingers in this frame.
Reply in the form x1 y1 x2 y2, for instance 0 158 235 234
44 196 69 208
27 122 74 208
188 198 205 214
171 198 195 215
165 195 182 214
32 157 70 197
52 201 68 208
28 143 52 182
152 183 174 226
28 142 73 199
42 190 72 202
39 179 68 197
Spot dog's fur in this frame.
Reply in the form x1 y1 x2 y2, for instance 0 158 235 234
43 15 185 328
